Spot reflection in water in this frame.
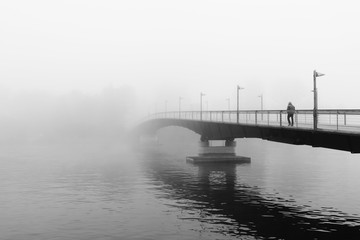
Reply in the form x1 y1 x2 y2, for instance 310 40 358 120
143 151 360 239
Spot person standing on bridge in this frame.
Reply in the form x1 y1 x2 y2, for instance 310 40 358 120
287 102 295 126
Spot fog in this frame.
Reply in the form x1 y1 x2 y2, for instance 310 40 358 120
1 0 360 143
0 86 137 144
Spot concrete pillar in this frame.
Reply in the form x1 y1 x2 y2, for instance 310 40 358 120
186 138 250 163
199 140 236 156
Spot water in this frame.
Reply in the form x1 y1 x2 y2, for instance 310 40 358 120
1 133 360 240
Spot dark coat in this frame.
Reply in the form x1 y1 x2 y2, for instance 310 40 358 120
287 104 295 114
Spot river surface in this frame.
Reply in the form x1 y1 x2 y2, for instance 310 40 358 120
1 132 360 239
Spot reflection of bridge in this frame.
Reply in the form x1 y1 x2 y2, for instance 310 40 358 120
143 155 360 238
136 109 360 153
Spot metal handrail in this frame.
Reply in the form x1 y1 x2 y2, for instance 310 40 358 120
148 109 360 133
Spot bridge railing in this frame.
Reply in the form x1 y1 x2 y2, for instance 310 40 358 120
150 109 360 133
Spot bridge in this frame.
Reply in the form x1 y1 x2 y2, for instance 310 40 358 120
135 109 360 153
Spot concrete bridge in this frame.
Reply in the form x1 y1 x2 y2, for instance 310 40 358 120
135 109 360 153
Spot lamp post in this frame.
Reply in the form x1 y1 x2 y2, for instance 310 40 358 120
226 98 230 121
258 94 263 120
200 92 205 121
313 70 325 130
179 96 183 118
237 86 244 124
258 94 263 111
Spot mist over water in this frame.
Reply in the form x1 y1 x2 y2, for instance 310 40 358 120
0 85 137 145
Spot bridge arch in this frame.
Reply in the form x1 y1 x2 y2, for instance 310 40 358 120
134 118 239 141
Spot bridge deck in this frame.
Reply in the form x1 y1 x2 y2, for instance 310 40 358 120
137 109 360 153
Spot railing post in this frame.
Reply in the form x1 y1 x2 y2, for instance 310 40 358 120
222 111 224 122
336 111 339 130
267 111 270 125
344 113 347 125
280 110 282 127
295 111 298 127
255 111 258 125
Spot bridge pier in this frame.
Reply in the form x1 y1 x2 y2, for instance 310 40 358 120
186 138 251 163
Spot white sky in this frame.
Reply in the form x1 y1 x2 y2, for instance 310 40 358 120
1 0 360 115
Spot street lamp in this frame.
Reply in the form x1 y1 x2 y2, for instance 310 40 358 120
237 85 244 123
258 94 263 120
200 92 205 121
226 98 231 121
258 94 263 111
313 70 325 130
179 96 183 118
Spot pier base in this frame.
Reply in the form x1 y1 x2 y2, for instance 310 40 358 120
186 139 251 164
